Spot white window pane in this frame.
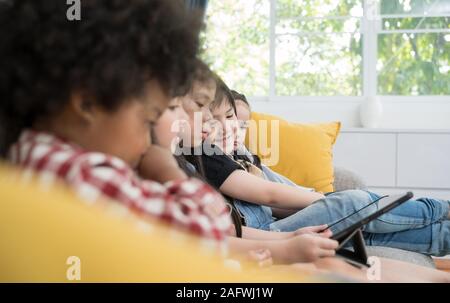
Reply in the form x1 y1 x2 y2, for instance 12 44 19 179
277 0 363 18
378 33 450 95
380 0 450 15
277 17 361 34
202 0 269 96
382 16 449 30
276 33 363 96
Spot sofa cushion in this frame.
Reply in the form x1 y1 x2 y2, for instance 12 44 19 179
246 112 340 193
366 246 436 268
333 166 368 192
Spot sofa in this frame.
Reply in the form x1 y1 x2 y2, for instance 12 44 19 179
0 165 319 282
333 166 436 268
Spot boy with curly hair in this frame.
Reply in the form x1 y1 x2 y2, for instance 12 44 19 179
0 0 233 246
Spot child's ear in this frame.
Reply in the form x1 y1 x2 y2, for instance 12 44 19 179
69 94 96 123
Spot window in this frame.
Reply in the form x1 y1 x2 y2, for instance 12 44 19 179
275 0 363 96
201 0 270 96
378 0 450 95
202 0 449 97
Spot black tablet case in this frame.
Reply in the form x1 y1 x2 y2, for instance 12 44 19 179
335 228 369 268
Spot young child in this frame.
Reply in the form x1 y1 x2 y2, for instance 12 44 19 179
153 63 343 264
3 1 448 283
151 73 450 282
204 84 450 257
231 90 315 193
1 0 232 247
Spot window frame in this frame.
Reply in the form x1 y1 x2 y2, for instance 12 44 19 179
264 0 450 101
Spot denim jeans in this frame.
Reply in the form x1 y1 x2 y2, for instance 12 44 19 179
234 189 450 256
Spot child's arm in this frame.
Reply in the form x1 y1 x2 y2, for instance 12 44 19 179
138 145 187 183
220 170 325 209
227 233 338 264
81 152 233 243
242 226 293 240
241 225 331 241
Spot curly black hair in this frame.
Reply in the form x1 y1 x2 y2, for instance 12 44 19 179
0 0 202 156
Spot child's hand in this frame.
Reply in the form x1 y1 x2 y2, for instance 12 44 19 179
138 145 186 183
285 234 339 263
293 224 333 238
203 197 230 219
247 249 273 268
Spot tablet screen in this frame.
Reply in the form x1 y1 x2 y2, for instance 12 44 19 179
327 193 412 238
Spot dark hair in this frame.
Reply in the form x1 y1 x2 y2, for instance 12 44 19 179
0 0 202 156
211 77 236 114
178 152 244 237
230 90 250 110
229 90 261 169
191 60 216 88
176 154 206 179
176 70 244 237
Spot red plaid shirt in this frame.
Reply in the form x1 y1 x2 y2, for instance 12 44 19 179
8 130 233 244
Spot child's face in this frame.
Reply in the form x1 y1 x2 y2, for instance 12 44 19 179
180 80 216 147
81 80 168 168
235 100 251 147
210 100 238 154
153 97 189 151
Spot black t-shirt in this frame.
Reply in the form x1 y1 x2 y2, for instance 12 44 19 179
201 152 243 189
182 147 247 235
186 145 244 189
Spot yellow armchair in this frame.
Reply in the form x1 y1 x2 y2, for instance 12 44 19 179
0 164 314 282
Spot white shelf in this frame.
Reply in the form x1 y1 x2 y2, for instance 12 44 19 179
341 127 450 134
333 130 450 194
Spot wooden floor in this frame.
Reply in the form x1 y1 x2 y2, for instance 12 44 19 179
434 258 450 273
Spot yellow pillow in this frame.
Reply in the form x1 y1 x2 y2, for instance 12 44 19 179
246 112 340 193
0 164 315 282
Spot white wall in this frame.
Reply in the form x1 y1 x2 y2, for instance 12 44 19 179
249 97 450 129
249 98 450 198
333 128 450 200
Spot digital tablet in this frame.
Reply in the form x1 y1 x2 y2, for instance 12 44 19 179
328 192 414 246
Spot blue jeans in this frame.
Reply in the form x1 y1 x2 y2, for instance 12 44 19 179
235 190 450 256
